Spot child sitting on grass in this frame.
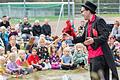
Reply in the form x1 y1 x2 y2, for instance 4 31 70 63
27 47 42 71
0 56 8 80
49 45 60 69
73 43 87 68
61 47 76 70
6 53 24 75
16 50 33 74
113 49 120 67
37 37 51 70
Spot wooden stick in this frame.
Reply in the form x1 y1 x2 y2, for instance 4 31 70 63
47 34 63 47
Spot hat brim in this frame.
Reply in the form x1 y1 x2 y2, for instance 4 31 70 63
81 5 96 14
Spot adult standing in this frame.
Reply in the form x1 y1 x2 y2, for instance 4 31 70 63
72 1 119 80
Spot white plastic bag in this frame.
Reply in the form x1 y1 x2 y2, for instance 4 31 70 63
62 75 72 80
0 75 7 80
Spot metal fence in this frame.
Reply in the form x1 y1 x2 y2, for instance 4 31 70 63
0 2 63 18
75 3 120 15
0 2 120 18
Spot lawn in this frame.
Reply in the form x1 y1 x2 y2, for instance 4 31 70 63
7 67 120 80
97 13 120 17
9 13 120 26
8 68 87 80
9 16 68 26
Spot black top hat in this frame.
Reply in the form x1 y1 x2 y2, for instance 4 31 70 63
81 1 97 14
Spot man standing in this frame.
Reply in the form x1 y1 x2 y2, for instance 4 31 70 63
72 1 119 80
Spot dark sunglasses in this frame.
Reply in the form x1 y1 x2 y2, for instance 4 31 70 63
80 10 86 14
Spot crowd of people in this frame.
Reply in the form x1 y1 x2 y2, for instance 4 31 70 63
0 13 120 79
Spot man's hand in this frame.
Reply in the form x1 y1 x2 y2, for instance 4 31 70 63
84 37 94 46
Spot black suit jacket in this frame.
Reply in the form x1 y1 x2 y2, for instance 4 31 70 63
72 16 119 79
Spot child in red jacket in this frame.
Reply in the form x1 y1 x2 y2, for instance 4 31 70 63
27 47 42 71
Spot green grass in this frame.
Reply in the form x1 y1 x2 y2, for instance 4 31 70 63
7 67 120 80
97 13 120 17
10 16 68 25
9 13 120 25
8 68 87 80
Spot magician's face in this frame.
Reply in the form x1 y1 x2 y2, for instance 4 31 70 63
80 7 90 20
